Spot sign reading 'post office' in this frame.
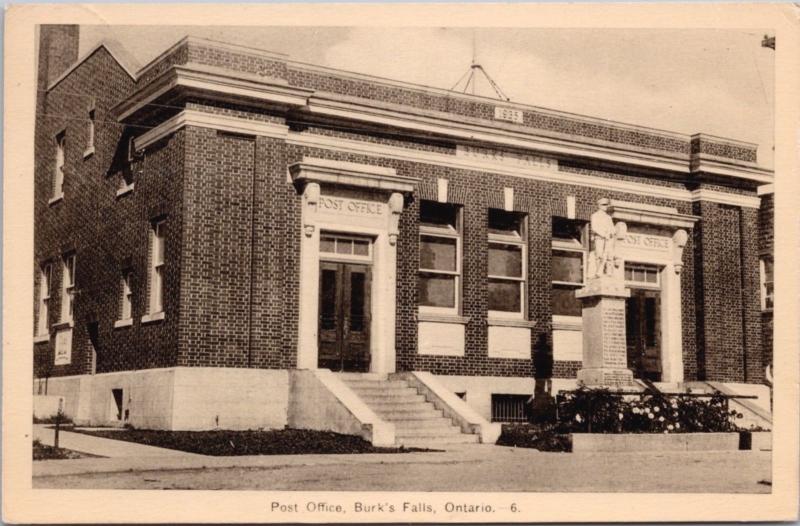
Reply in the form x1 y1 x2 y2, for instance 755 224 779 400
318 196 385 216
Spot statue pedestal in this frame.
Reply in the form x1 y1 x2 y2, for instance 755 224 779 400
575 276 635 389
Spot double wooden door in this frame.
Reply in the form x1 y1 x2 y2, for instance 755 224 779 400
626 289 662 381
318 262 371 372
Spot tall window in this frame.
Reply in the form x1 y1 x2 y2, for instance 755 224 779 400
418 201 462 313
86 108 96 151
36 264 52 336
148 220 165 314
53 131 66 198
120 271 133 321
760 257 774 311
59 254 75 323
551 218 587 317
488 209 527 316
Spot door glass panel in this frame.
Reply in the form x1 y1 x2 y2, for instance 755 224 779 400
419 274 455 308
320 269 337 330
350 271 365 331
644 296 657 347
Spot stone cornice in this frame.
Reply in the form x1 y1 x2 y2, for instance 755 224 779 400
690 189 761 209
609 201 700 229
289 157 419 195
133 109 289 151
132 109 761 209
116 62 774 186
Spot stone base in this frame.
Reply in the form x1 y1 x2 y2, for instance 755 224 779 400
577 367 636 389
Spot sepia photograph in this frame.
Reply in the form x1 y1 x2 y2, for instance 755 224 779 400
4 3 799 524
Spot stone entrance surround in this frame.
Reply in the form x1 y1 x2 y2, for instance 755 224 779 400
290 158 419 376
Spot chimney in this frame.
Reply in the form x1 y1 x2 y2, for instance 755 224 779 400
37 25 79 89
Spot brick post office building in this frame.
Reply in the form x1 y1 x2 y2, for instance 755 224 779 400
33 27 774 443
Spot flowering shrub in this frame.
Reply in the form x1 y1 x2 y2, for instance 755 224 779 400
556 387 744 434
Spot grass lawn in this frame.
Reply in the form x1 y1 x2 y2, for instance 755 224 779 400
33 439 93 461
72 428 438 456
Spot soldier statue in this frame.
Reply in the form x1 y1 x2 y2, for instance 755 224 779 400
590 198 616 278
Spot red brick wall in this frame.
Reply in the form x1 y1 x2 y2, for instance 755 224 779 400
34 47 187 378
692 197 763 382
759 193 774 369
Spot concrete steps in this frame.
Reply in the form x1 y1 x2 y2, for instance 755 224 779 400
339 374 479 447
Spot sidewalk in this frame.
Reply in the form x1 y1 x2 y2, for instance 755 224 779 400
33 427 520 478
33 425 204 459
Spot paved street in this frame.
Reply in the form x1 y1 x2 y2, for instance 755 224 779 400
35 447 771 493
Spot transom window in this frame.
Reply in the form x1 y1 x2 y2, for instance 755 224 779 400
625 263 661 287
488 209 527 316
320 234 372 261
551 218 587 317
419 201 462 313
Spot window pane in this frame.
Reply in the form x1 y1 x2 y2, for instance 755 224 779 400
419 274 455 308
336 239 352 255
489 209 523 236
552 251 583 284
488 279 521 312
420 236 456 271
320 237 335 253
764 259 774 281
420 201 458 229
765 284 774 310
489 243 522 278
645 269 658 283
353 240 369 256
552 217 584 243
552 285 582 316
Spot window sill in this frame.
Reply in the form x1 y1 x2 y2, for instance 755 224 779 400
48 194 64 206
417 312 470 325
552 315 582 331
116 183 135 198
83 146 95 159
33 334 50 343
487 317 536 329
52 320 74 330
761 308 773 314
141 311 165 325
114 318 133 329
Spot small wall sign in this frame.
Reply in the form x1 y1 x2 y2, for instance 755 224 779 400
318 196 384 216
494 106 524 124
54 328 72 365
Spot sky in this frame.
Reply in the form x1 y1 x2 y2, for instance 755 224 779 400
80 26 775 168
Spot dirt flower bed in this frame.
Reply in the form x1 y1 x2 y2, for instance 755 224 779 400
73 428 438 456
33 439 89 461
497 423 572 452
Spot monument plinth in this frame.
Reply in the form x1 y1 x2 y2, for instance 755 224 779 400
576 198 636 389
575 277 634 388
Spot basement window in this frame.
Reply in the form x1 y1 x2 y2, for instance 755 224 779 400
111 388 124 421
491 394 531 423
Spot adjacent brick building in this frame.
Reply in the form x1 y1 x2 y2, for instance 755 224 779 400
34 27 774 432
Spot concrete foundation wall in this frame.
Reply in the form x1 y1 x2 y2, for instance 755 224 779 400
38 367 289 430
434 374 577 420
